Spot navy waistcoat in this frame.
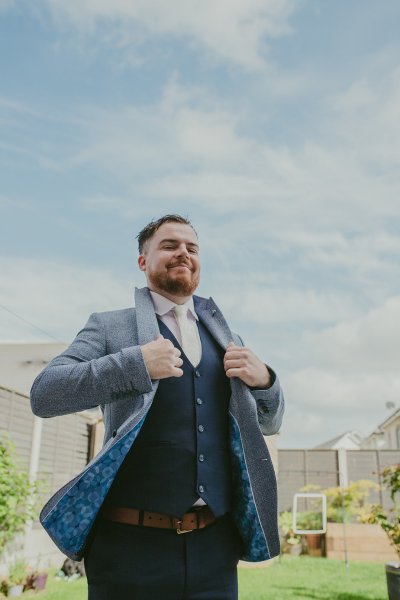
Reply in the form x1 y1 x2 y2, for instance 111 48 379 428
103 318 232 517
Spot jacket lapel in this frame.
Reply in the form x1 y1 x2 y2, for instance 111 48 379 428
194 295 234 351
134 286 161 344
194 295 251 401
134 286 161 404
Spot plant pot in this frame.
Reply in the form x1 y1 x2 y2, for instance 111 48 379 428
386 562 400 600
289 543 302 556
306 533 326 557
33 573 48 590
8 584 24 598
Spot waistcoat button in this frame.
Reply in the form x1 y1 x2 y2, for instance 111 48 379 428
198 454 205 462
196 398 203 405
198 484 205 493
198 424 204 433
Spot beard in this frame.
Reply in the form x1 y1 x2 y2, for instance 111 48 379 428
148 263 200 297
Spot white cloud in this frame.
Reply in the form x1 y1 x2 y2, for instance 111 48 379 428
279 296 400 447
29 0 297 69
217 285 358 327
305 296 400 375
3 63 399 239
271 230 400 279
66 67 399 227
0 256 141 341
325 68 400 197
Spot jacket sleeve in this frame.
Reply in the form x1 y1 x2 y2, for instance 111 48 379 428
30 312 153 418
233 332 285 436
250 368 285 436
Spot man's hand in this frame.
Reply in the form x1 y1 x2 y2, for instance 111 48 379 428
224 342 271 388
141 335 183 379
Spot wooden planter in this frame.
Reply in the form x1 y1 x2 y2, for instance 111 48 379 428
305 534 325 557
326 523 398 562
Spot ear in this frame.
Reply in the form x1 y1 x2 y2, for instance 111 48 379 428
138 255 146 272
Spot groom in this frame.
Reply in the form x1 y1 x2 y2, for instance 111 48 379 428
31 214 284 600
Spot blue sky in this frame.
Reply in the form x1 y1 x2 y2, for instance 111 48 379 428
1 0 400 448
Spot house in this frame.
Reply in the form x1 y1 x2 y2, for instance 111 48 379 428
314 430 363 450
361 408 400 450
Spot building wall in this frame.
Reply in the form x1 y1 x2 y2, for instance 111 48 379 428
0 343 67 396
384 419 400 449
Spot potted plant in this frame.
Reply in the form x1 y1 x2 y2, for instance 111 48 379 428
24 557 48 592
363 464 400 600
7 560 27 598
25 568 48 592
25 571 48 592
0 579 10 597
278 511 302 555
296 510 325 557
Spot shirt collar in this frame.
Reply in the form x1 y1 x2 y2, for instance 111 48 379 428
149 290 198 320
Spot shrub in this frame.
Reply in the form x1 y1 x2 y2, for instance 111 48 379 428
362 464 400 560
301 480 379 523
0 437 40 555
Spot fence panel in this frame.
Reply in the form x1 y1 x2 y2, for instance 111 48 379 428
278 449 400 515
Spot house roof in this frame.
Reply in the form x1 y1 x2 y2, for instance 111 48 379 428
314 430 363 449
373 407 400 432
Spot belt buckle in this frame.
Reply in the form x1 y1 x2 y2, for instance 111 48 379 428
176 519 192 535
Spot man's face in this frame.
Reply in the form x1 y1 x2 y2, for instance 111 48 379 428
138 222 200 299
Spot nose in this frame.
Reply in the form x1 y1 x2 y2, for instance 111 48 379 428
175 243 190 260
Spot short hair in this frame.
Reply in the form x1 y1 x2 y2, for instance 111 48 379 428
136 214 197 253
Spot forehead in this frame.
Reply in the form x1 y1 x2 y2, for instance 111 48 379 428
151 222 198 246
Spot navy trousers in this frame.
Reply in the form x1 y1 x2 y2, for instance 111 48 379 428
84 514 242 599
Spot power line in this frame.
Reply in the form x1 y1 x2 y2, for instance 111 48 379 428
0 302 65 343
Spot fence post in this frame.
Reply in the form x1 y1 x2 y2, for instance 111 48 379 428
338 448 348 488
337 448 349 569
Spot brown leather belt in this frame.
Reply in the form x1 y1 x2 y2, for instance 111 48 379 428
101 505 216 534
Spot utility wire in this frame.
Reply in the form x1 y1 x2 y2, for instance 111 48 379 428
0 302 65 343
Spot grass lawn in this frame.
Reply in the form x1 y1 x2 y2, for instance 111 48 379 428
239 556 387 600
28 556 387 600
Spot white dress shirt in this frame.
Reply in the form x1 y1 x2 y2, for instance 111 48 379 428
149 291 202 366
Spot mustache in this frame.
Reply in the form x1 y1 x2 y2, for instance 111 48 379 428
167 260 192 270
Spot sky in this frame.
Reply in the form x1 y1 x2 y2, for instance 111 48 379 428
1 0 400 449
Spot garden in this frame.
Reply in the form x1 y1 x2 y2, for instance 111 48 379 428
1 437 399 599
0 557 389 600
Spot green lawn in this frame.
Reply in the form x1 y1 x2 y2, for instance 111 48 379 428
28 556 387 600
239 556 387 600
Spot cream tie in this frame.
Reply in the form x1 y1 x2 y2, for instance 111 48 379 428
173 305 201 367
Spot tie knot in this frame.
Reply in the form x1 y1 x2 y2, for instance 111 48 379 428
174 304 187 319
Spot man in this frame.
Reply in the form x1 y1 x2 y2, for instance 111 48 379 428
31 214 284 600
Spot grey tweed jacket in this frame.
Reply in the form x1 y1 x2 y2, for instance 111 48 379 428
30 287 284 561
